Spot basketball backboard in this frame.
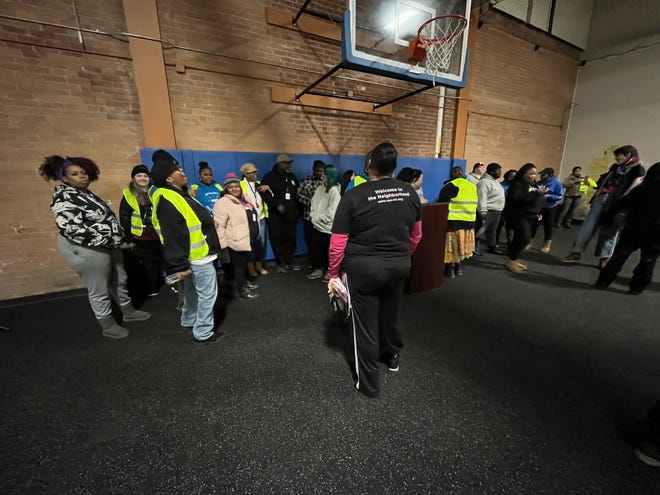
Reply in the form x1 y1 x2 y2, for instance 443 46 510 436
344 0 471 88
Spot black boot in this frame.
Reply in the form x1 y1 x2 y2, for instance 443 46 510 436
454 262 463 277
444 264 455 279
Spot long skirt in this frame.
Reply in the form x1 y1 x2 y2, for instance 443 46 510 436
444 228 475 264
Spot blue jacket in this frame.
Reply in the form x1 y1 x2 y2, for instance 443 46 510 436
501 179 513 196
537 176 563 209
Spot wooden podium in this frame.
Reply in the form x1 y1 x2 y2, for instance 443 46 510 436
406 202 448 293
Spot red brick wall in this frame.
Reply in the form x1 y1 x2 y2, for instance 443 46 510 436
158 0 442 156
0 0 144 299
0 1 579 299
464 11 581 170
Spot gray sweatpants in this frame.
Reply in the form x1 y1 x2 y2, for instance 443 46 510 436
57 236 131 319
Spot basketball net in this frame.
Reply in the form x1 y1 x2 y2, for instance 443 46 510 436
417 15 467 82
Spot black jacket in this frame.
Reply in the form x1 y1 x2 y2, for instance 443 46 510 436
595 161 645 225
618 180 660 236
119 193 157 242
155 186 220 273
260 164 299 217
504 181 545 218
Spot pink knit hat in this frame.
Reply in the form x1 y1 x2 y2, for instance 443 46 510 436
223 172 240 187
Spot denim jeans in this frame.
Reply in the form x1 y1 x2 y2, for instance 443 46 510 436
573 194 620 257
181 261 218 340
557 196 581 226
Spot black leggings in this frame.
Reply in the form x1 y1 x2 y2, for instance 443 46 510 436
508 215 535 260
531 207 556 241
309 228 330 271
227 249 250 291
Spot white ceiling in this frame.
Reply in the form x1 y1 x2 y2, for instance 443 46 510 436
585 0 660 56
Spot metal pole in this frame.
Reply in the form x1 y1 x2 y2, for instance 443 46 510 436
373 85 434 110
292 0 314 26
295 64 343 100
307 91 380 104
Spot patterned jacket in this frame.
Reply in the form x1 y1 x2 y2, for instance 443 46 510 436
50 185 123 248
297 175 323 220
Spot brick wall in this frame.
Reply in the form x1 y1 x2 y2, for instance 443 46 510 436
0 1 579 299
464 10 581 170
158 0 443 156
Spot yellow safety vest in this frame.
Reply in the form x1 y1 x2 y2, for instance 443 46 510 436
240 178 269 218
190 183 223 193
122 188 144 237
353 175 367 187
578 177 597 193
151 188 210 261
447 177 478 222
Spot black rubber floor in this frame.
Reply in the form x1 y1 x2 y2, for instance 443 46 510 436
2 227 660 494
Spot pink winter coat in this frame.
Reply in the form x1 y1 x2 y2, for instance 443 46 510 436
213 194 252 252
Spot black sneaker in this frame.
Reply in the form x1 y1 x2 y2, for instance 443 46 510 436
193 331 225 344
561 252 581 263
386 354 400 372
487 246 507 255
286 264 301 271
276 265 287 274
245 281 259 290
239 289 259 300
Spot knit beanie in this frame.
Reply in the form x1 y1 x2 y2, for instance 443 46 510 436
150 150 180 187
131 164 150 178
223 172 240 187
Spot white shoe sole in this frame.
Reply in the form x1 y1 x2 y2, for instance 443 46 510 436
634 448 660 467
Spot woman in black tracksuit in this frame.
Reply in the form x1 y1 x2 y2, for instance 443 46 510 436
327 143 422 398
503 163 546 274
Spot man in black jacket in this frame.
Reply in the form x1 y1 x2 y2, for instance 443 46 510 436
261 154 300 273
562 145 644 267
150 150 222 344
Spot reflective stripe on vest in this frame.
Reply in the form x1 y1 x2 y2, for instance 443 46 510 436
151 188 210 261
240 178 268 218
447 178 478 222
122 188 144 237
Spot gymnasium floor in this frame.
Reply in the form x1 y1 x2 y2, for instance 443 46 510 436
2 227 659 494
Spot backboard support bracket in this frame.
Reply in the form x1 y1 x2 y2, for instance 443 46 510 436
280 62 436 114
271 86 394 116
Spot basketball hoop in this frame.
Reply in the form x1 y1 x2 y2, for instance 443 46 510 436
408 14 468 78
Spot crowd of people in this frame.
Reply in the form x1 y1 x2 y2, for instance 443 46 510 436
40 144 660 466
446 146 658 288
39 144 660 339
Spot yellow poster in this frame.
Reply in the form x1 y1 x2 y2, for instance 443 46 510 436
575 145 620 219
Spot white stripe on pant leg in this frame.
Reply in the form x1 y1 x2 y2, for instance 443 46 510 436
345 273 360 390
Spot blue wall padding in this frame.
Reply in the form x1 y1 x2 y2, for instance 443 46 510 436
140 148 465 260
